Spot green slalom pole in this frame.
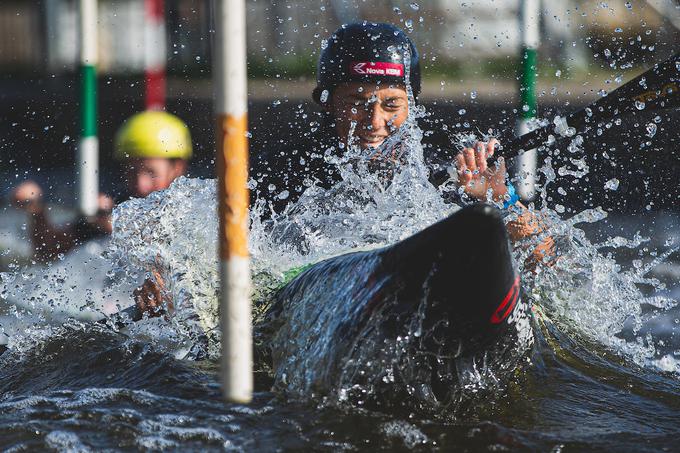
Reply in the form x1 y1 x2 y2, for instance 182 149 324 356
78 0 99 216
515 0 540 201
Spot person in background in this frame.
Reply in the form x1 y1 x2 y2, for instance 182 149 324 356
11 110 192 262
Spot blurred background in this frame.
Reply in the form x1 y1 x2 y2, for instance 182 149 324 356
0 0 678 207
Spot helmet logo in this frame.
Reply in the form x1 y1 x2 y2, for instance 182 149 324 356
350 61 404 77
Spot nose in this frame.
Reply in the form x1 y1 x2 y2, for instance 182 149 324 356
131 173 153 197
366 103 388 132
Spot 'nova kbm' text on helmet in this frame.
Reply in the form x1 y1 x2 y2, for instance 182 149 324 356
115 111 192 160
312 22 421 105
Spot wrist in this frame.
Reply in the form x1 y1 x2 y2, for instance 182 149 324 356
25 200 46 216
502 183 520 209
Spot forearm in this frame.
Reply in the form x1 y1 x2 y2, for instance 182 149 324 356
28 207 77 261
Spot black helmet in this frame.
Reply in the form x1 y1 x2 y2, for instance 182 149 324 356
312 22 421 105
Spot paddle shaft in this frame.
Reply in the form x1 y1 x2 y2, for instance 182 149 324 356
503 52 680 160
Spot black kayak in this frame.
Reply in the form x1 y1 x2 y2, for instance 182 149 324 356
260 203 534 415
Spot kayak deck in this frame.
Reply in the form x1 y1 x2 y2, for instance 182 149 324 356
261 203 534 415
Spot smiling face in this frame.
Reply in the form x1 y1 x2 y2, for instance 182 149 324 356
328 82 410 150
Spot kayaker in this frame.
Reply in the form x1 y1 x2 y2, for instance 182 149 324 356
135 22 553 318
311 22 551 252
11 110 192 262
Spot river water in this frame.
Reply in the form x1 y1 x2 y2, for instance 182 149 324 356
1 114 679 451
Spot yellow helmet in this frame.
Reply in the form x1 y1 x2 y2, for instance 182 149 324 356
114 111 192 160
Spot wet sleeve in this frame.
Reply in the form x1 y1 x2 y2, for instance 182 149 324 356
71 216 108 244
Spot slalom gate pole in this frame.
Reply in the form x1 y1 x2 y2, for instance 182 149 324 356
515 0 540 201
144 0 166 110
214 0 253 403
77 0 99 216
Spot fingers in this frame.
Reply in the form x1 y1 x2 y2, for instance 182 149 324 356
454 138 507 201
152 269 165 290
486 138 499 158
456 153 471 185
97 194 114 213
475 142 488 174
457 141 489 180
463 147 477 170
133 278 165 318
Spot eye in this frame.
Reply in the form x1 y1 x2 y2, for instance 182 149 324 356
383 100 402 110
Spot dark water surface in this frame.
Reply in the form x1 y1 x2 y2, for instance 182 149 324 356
0 311 679 452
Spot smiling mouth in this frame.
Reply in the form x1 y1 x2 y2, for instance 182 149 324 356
358 134 388 146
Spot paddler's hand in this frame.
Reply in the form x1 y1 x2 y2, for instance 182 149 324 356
455 139 508 203
11 180 44 214
133 270 173 319
92 193 114 234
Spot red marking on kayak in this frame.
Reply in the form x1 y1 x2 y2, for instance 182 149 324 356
350 61 404 77
490 275 520 324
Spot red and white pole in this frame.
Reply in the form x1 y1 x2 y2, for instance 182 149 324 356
144 0 166 110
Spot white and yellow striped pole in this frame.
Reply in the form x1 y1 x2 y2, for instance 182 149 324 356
77 0 99 216
214 0 253 403
515 0 540 201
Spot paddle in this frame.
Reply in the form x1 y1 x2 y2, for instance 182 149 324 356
503 51 680 159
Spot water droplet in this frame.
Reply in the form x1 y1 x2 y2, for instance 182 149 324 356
272 100 281 106
62 135 70 143
614 27 623 33
555 69 562 77
410 2 420 11
625 1 632 9
405 19 413 31
458 109 466 115
645 123 657 138
393 6 402 14
635 100 646 110
604 178 620 191
320 89 329 103
470 90 477 99
604 48 611 58
555 204 565 213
